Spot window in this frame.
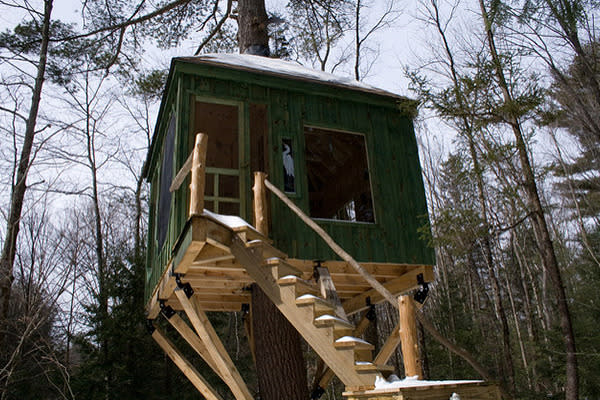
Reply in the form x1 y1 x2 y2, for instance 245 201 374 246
157 114 176 249
304 127 375 223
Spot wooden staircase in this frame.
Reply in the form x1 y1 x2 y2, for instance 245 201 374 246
231 235 392 391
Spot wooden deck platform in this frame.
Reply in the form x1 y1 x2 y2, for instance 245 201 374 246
146 214 435 319
343 381 502 400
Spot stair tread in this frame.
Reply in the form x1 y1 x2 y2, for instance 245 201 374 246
314 314 354 329
334 336 375 350
265 257 303 277
245 240 287 259
355 362 395 373
296 294 335 309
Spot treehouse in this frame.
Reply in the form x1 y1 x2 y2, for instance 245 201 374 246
143 54 501 400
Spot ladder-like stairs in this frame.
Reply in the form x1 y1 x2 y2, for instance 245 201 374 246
231 235 393 391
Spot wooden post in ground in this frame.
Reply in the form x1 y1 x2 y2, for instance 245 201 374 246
189 133 208 217
399 295 422 379
253 171 268 235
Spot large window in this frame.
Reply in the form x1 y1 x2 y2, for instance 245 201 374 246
157 114 176 249
304 127 375 223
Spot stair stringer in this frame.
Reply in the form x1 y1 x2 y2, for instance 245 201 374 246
230 235 380 390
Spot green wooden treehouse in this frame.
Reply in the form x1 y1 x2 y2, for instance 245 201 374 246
144 54 501 400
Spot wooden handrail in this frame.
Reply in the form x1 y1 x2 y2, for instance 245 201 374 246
263 178 399 308
263 177 498 385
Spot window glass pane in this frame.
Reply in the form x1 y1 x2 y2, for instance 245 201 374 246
305 127 375 223
282 138 295 193
157 114 176 249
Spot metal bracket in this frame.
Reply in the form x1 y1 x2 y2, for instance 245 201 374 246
310 386 325 399
175 273 194 298
146 319 156 334
365 296 377 321
159 300 176 319
413 273 430 304
241 303 250 314
312 260 324 282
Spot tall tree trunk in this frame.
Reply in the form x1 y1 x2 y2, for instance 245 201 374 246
251 286 308 399
238 0 269 56
238 2 307 397
0 0 53 344
477 1 578 398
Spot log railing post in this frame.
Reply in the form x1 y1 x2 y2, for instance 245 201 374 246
252 171 269 236
399 295 422 379
189 133 208 217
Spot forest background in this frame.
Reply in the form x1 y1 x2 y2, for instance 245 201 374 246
0 0 598 399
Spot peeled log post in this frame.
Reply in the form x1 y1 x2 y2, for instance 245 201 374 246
189 133 208 217
399 295 422 379
253 171 269 235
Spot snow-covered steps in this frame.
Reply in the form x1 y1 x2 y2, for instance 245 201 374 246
314 314 355 338
264 257 302 279
277 275 320 297
244 239 287 259
335 336 375 350
296 293 336 318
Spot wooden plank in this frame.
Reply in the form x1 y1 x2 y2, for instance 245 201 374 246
399 295 421 379
194 243 235 264
342 381 502 400
175 289 254 400
170 151 193 192
342 267 430 316
166 314 221 375
189 133 208 217
286 259 431 280
373 322 400 365
151 327 224 400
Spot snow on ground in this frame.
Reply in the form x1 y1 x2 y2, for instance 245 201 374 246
374 374 481 390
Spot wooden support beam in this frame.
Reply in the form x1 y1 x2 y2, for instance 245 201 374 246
253 171 269 236
151 327 224 400
170 152 193 192
399 295 421 379
175 288 254 400
374 322 401 365
342 268 426 316
189 133 208 217
165 313 221 376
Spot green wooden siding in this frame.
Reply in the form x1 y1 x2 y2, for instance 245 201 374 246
145 60 434 303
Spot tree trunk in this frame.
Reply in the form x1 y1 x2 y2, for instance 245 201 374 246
238 3 307 397
251 285 308 400
0 0 53 343
477 1 578 398
238 0 269 56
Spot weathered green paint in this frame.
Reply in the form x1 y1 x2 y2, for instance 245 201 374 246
144 57 433 303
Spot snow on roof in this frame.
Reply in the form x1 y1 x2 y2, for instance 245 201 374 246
176 53 405 100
